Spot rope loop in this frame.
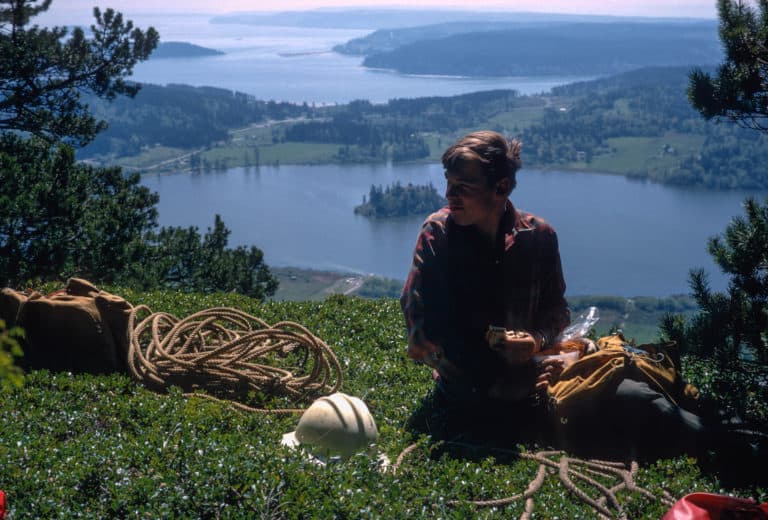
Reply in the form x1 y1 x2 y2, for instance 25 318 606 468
127 305 343 414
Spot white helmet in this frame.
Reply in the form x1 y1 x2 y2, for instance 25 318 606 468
293 392 379 459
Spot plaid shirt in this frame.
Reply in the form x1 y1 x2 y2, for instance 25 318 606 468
400 201 570 387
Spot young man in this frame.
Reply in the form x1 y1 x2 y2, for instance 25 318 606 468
401 131 571 406
401 131 717 458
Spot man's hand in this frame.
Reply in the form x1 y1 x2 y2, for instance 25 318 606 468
418 337 461 381
487 329 541 365
535 358 565 391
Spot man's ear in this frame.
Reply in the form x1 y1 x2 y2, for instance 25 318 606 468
495 178 510 196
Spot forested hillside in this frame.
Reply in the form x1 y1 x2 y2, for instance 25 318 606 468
82 67 767 189
81 84 311 158
520 67 768 188
363 23 720 76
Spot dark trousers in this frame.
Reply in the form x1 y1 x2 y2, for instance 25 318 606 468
562 378 706 458
435 377 707 457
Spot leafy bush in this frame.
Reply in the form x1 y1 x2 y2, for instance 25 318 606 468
1 290 764 518
0 319 23 391
662 197 768 365
119 214 277 299
356 276 404 299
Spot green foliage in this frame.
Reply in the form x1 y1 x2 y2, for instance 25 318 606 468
682 354 768 425
0 134 158 286
356 276 404 299
688 0 768 132
0 0 159 146
354 182 446 218
285 90 518 162
119 215 278 300
0 292 760 517
520 66 768 188
0 318 23 391
661 197 768 364
81 85 311 158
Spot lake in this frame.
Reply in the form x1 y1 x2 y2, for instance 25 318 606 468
86 13 766 297
141 164 766 297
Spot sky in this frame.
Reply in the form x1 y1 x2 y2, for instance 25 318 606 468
37 0 718 23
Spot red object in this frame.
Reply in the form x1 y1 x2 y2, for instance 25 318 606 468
0 489 6 520
663 493 768 519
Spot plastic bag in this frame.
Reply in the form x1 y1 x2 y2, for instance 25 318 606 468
556 306 599 343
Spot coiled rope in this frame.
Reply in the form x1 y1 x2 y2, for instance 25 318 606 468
392 443 676 519
127 305 342 414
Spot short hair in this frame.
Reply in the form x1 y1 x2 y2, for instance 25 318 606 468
441 131 522 193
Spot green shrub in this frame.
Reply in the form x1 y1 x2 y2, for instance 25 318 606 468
0 290 764 518
0 318 24 391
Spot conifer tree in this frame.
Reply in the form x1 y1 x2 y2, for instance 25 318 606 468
688 0 768 132
0 0 159 146
665 0 768 365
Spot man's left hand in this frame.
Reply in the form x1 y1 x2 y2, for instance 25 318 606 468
535 358 565 391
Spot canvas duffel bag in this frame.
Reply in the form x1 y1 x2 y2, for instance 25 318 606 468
0 278 133 374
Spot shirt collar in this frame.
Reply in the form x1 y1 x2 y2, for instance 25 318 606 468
502 200 537 250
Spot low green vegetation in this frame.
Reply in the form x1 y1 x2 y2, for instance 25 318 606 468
569 294 699 345
356 276 404 299
0 319 24 392
2 290 766 518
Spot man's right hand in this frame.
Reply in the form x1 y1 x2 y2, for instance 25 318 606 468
488 329 541 365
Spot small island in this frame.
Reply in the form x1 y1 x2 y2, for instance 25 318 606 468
151 41 224 59
354 182 446 218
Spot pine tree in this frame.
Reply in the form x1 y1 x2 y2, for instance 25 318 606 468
688 0 768 132
0 0 159 146
664 0 768 366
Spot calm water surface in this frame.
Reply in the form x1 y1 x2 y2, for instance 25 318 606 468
141 164 766 297
126 16 594 104
82 13 763 297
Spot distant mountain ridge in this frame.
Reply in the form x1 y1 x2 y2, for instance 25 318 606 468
210 8 712 30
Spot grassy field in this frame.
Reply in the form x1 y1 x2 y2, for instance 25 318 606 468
488 104 547 134
200 142 341 168
271 267 362 301
2 289 766 518
585 133 707 174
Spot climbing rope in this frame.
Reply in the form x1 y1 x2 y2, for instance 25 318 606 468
127 305 343 414
392 442 676 519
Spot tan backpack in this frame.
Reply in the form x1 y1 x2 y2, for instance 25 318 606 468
0 278 133 374
547 333 700 422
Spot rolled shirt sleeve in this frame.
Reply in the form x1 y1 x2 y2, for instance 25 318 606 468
400 216 445 364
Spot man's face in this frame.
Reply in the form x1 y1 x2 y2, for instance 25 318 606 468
444 163 503 230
